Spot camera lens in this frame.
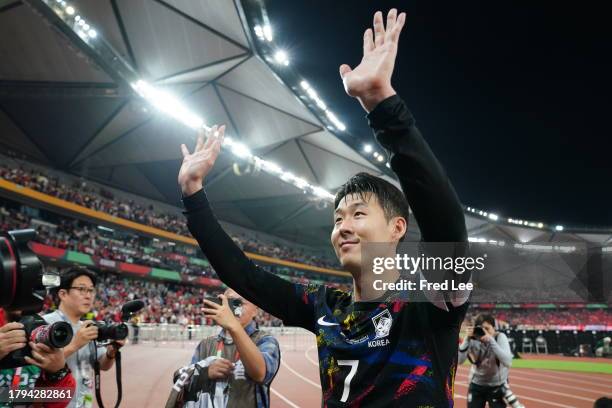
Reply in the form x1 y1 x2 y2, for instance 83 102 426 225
48 321 73 348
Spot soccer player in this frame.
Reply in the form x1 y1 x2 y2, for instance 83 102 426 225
178 9 468 406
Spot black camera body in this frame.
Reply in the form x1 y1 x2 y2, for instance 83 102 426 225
0 314 73 369
472 325 486 339
88 321 129 343
205 296 243 316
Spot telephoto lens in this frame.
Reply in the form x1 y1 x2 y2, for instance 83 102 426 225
30 321 73 348
502 385 525 408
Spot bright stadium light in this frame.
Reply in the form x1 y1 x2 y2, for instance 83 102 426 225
263 24 273 41
376 155 384 162
131 80 204 129
231 142 251 159
363 144 372 153
555 225 564 231
488 213 498 221
88 29 97 38
254 25 264 39
274 50 289 65
65 5 74 15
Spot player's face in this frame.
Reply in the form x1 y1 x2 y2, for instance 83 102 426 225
60 275 96 316
331 193 401 273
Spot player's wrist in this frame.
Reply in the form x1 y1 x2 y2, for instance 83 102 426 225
357 84 396 112
181 180 203 196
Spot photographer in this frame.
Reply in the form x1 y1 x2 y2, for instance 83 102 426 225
459 314 523 408
167 289 280 408
0 309 76 408
42 269 124 408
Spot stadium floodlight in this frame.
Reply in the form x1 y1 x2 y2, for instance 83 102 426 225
88 29 97 38
280 171 295 182
131 80 204 129
313 186 334 200
254 25 264 39
376 155 384 162
300 80 310 90
386 162 390 168
263 25 273 41
231 142 251 159
294 177 308 189
82 23 90 31
488 213 498 221
537 222 543 228
325 110 346 131
363 144 373 153
257 159 282 174
274 50 289 65
555 225 564 231
65 5 74 15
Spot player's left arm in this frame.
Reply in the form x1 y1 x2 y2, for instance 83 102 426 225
338 9 466 243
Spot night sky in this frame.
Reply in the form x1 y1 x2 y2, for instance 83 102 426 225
265 1 611 229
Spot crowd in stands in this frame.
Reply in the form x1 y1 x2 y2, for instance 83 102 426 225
41 269 285 327
0 161 340 269
466 308 612 329
1 201 353 292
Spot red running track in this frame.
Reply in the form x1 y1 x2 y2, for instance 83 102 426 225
99 341 612 407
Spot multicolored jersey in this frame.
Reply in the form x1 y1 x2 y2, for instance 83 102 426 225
183 95 468 407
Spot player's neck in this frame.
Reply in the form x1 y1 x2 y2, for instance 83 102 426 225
59 304 81 324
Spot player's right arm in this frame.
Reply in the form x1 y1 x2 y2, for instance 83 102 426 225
178 126 318 331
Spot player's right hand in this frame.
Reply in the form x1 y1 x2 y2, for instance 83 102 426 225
0 322 27 360
73 320 99 348
207 358 234 380
178 125 226 196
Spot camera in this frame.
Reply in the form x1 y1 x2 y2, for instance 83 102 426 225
501 384 525 408
0 313 73 368
471 325 486 339
88 321 129 343
205 296 243 316
1 229 60 312
1 229 73 369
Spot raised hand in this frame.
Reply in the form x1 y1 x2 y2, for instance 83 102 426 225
178 125 226 196
339 9 406 112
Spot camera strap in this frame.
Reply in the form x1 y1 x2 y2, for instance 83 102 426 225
94 343 122 408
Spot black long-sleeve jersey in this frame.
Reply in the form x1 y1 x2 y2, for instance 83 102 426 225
183 95 468 407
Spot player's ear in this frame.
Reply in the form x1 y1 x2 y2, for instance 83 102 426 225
390 216 407 241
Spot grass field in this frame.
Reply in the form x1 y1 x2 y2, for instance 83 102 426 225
509 358 612 374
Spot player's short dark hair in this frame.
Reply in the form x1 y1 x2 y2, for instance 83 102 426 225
334 172 409 238
594 397 612 408
52 267 97 302
474 314 496 327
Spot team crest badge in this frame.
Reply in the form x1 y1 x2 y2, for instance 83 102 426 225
371 309 392 339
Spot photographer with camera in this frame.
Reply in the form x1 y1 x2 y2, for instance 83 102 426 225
42 268 124 408
459 314 524 408
166 288 280 408
0 309 76 408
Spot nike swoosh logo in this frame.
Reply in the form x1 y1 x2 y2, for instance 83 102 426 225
317 316 339 326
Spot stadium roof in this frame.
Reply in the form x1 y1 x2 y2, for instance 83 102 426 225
1 0 611 248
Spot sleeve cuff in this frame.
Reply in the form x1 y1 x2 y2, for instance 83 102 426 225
366 94 402 129
181 188 209 213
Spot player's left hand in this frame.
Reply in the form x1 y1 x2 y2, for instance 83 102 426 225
203 295 240 331
24 342 66 374
339 9 406 112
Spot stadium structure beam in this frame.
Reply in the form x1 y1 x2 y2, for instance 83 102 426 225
22 0 136 91
264 201 314 233
0 81 127 99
